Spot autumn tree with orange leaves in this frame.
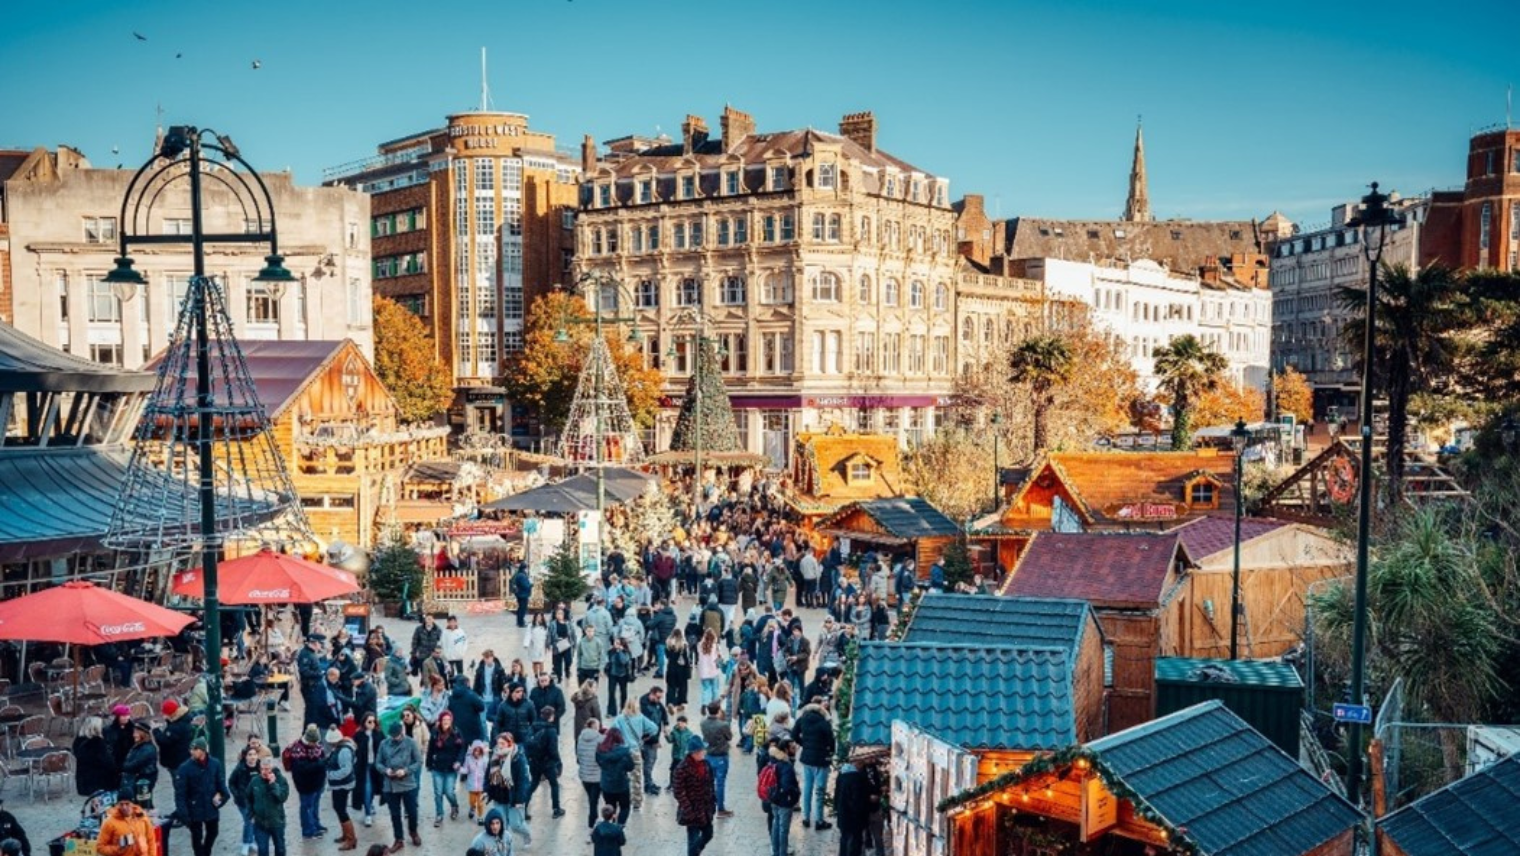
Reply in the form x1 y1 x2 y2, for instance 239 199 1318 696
504 291 664 432
1273 367 1314 424
373 296 453 423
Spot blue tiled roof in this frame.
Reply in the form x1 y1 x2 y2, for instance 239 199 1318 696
856 497 961 539
902 593 1097 654
1379 753 1520 856
849 642 1075 751
1090 701 1359 856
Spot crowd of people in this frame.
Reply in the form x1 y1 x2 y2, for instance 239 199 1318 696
20 479 908 856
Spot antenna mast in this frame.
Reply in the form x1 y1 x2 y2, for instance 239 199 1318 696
480 47 490 112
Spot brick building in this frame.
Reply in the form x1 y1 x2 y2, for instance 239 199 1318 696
573 107 961 465
324 111 581 433
1423 127 1520 270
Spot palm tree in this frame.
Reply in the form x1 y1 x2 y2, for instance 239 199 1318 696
1008 335 1075 453
1153 334 1228 451
1336 264 1461 504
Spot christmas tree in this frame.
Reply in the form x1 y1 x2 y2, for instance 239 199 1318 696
557 335 646 467
670 339 741 453
540 542 589 607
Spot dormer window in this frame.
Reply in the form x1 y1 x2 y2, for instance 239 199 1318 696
818 163 837 190
598 184 612 207
934 182 947 207
848 462 872 483
638 181 652 204
1184 473 1223 508
681 174 696 199
770 165 788 191
725 171 740 195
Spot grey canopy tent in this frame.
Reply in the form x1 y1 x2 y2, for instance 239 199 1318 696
481 468 651 513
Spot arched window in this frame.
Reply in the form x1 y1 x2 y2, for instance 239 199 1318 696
861 216 871 244
818 163 837 189
934 282 949 311
909 280 924 308
857 275 872 304
884 278 900 306
961 317 974 343
1003 321 1014 343
983 318 994 345
811 272 840 302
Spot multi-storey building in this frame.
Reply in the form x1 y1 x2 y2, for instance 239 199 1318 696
324 111 581 432
1014 256 1272 391
1268 196 1427 412
574 107 960 464
0 145 372 369
1422 127 1520 271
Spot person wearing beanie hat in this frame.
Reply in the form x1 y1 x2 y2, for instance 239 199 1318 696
154 700 194 774
173 736 229 856
104 705 136 772
281 724 328 839
0 799 31 856
96 784 157 856
120 722 159 811
323 727 358 850
672 730 716 855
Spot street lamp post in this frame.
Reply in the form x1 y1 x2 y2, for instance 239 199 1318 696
1230 418 1250 660
104 126 295 765
991 412 1002 508
1343 182 1402 805
668 306 722 520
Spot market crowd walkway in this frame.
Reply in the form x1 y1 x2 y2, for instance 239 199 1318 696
8 601 845 856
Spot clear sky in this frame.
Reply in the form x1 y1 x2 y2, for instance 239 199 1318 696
3 0 1517 229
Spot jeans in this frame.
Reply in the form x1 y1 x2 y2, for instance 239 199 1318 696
298 789 323 837
707 753 729 811
386 789 419 842
253 825 286 856
801 764 828 823
528 764 561 811
603 789 631 825
187 819 219 856
580 782 602 828
770 805 793 856
641 743 660 791
239 804 255 848
607 677 628 715
700 677 720 705
503 805 532 844
653 642 667 675
430 769 458 817
687 822 714 856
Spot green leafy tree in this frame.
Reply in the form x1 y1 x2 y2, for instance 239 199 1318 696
539 542 588 607
373 296 453 423
670 339 741 453
1154 334 1228 451
939 538 974 589
369 537 424 605
1007 335 1075 453
1337 263 1462 503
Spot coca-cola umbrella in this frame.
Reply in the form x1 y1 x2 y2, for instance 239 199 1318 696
172 547 361 654
0 581 197 706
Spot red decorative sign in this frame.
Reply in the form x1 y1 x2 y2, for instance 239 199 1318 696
1108 502 1180 521
433 575 470 593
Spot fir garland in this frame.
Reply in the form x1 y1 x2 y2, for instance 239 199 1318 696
936 745 1202 856
887 588 923 642
831 634 861 765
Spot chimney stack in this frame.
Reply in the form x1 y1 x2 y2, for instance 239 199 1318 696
580 134 596 174
720 105 755 152
682 114 709 155
839 111 877 153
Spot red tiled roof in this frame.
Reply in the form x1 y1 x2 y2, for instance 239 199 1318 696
1002 532 1187 609
1168 515 1291 561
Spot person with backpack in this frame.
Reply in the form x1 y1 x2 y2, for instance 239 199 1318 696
671 736 716 856
524 707 565 819
762 737 801 856
510 565 533 628
323 729 358 850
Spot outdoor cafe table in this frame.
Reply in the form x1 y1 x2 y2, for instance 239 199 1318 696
0 712 28 757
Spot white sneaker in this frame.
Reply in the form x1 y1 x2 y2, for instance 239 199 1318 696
363 814 373 828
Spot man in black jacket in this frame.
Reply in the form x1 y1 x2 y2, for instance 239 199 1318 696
447 676 486 746
348 672 378 724
473 650 508 719
832 762 871 856
173 738 230 856
409 615 441 676
296 633 328 726
0 799 31 856
524 707 564 819
646 600 678 677
510 565 533 628
491 684 536 745
154 700 195 773
716 571 740 632
793 701 835 831
638 687 669 794
527 673 566 731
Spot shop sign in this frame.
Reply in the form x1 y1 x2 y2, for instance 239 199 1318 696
433 575 470 593
1107 501 1180 521
1081 775 1118 840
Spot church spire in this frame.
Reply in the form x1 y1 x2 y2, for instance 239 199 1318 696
1123 119 1153 223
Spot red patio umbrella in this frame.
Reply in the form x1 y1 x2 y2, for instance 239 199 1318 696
0 581 197 706
172 548 360 605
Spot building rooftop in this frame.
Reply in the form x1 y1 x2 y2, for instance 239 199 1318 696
1004 216 1264 274
0 321 154 394
1168 515 1292 561
1000 450 1239 529
1002 531 1189 609
1090 701 1360 856
819 496 961 541
849 642 1076 750
1378 753 1520 856
902 593 1098 654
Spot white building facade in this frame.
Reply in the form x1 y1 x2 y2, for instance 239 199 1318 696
1019 256 1272 390
3 146 373 369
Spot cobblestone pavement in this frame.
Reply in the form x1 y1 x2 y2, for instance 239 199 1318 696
5 599 845 856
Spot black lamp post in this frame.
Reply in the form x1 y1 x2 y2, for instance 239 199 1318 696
1229 418 1250 660
1343 181 1402 805
104 126 294 765
991 411 1002 508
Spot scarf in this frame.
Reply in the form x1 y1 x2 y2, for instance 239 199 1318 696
488 747 514 789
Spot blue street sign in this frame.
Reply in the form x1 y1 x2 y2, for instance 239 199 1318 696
1333 703 1373 724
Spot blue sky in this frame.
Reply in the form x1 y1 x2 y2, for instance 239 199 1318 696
3 0 1517 229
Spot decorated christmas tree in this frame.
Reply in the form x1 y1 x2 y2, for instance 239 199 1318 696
670 339 741 453
557 335 646 467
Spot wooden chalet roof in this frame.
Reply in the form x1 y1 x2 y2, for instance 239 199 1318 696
819 497 961 542
791 426 903 507
1002 450 1238 528
1002 531 1191 609
1378 753 1520 856
143 339 393 423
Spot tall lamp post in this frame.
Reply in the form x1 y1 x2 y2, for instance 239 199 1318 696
1229 419 1250 659
991 412 1002 508
1344 182 1402 805
555 272 643 526
103 126 295 765
668 306 722 519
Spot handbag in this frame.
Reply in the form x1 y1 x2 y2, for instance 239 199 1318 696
555 638 573 653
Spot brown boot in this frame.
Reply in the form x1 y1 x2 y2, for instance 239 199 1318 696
387 842 403 854
409 831 422 847
337 821 357 850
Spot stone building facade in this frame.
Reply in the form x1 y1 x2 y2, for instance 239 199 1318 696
324 111 581 433
2 145 372 369
573 107 962 465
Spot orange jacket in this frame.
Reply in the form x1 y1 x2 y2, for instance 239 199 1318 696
96 805 159 856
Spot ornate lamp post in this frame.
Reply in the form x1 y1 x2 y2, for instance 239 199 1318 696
1229 418 1250 660
1343 182 1402 804
103 126 295 765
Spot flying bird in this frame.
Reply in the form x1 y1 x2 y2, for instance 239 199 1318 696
251 59 261 69
175 52 183 59
133 31 147 41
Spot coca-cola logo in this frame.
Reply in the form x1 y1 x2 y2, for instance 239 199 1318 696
246 589 292 600
99 622 147 637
